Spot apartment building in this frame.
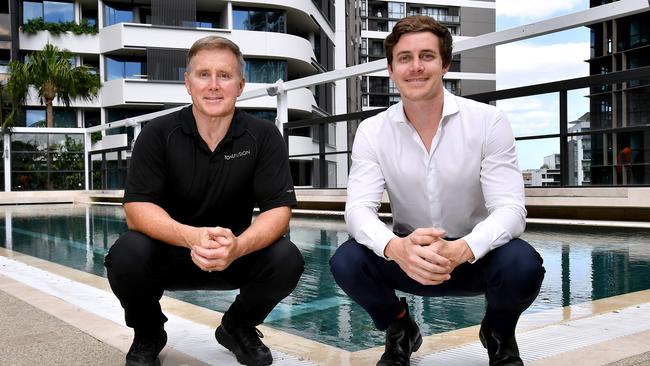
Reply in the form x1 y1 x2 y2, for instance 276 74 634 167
588 0 649 185
3 0 354 189
358 0 496 110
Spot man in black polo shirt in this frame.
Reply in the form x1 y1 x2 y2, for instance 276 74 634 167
104 36 304 366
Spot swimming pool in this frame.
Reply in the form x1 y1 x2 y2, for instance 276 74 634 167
1 204 649 351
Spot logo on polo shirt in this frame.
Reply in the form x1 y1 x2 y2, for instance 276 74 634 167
224 150 251 160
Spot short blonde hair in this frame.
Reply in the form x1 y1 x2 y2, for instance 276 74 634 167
186 36 245 77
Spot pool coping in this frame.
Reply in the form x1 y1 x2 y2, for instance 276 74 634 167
2 247 650 365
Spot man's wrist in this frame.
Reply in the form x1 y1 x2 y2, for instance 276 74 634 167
457 239 476 263
383 237 401 260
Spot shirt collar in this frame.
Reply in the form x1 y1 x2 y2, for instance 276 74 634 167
389 87 460 124
179 106 247 139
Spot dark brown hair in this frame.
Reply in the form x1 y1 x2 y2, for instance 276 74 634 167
384 15 453 68
186 36 245 76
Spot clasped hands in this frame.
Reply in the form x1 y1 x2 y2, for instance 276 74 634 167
384 228 475 286
188 226 242 272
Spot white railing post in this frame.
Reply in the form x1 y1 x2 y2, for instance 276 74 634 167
4 133 11 192
84 131 91 190
267 79 288 135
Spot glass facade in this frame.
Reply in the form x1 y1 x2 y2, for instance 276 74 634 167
23 1 74 23
24 108 77 128
104 3 134 26
23 1 43 22
232 7 286 33
244 59 287 83
105 56 146 80
11 133 84 190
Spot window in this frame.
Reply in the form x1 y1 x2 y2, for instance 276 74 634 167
11 133 85 190
290 160 313 187
0 49 10 66
25 108 78 127
232 7 286 33
23 1 74 23
387 2 404 19
81 6 97 27
23 1 43 23
26 109 46 127
84 110 101 128
105 56 146 81
44 1 73 23
389 79 398 94
54 108 77 127
104 3 133 26
244 59 286 83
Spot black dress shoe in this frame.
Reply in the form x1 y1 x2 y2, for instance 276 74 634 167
215 321 272 366
479 316 523 366
377 297 423 366
125 328 167 366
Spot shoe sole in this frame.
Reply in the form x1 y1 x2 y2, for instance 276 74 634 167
413 333 423 353
125 358 160 366
215 326 272 366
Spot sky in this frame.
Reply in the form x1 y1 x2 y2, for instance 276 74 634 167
494 0 591 170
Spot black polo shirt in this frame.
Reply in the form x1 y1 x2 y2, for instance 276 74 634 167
124 106 297 234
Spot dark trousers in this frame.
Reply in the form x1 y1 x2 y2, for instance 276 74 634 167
330 238 545 334
105 230 304 331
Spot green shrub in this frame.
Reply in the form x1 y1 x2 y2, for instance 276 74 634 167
22 18 99 36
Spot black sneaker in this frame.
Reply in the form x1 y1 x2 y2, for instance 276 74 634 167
125 329 167 366
215 322 273 366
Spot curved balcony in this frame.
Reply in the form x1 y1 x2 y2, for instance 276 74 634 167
100 79 315 114
100 79 188 107
99 24 315 67
231 30 315 65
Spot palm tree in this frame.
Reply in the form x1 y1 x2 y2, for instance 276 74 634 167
7 43 100 128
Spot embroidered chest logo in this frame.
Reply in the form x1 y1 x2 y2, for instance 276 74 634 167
224 150 251 161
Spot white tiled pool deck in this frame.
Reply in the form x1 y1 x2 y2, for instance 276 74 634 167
1 246 650 366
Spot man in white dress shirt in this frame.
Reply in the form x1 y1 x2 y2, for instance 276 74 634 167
330 16 545 366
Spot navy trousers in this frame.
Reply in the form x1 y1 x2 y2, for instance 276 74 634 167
105 230 304 332
330 238 545 333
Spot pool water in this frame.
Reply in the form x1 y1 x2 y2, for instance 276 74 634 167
1 204 649 351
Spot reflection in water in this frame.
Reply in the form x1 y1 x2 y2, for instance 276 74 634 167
1 206 649 351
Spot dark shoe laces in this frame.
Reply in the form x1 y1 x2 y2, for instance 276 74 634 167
235 326 266 350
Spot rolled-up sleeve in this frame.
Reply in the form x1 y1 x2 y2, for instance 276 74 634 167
462 111 527 261
345 125 396 258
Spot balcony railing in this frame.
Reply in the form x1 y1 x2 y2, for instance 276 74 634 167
3 0 649 191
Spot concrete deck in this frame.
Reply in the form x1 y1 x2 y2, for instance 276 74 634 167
1 247 649 366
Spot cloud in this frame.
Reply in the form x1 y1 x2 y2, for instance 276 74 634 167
498 97 558 136
496 0 586 21
496 41 590 89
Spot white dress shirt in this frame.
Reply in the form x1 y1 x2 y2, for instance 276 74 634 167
345 89 526 262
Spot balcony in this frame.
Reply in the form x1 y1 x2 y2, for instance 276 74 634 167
100 79 315 113
20 30 99 54
99 24 315 66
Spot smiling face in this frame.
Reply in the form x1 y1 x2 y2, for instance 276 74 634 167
184 48 245 121
387 31 450 104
